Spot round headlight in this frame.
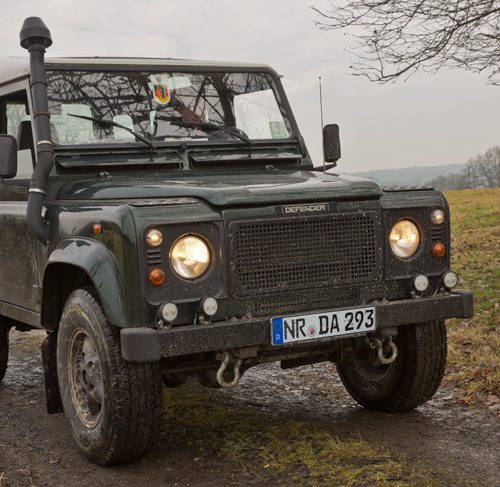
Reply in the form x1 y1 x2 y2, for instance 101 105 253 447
146 229 163 247
170 236 211 279
389 220 420 259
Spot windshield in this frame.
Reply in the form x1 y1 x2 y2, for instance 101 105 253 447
45 70 293 146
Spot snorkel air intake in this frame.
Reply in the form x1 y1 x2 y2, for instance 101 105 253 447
19 17 53 245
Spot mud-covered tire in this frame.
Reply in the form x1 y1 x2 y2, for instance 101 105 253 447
57 289 163 465
336 320 447 412
0 326 9 383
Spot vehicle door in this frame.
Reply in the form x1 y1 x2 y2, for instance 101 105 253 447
0 79 41 326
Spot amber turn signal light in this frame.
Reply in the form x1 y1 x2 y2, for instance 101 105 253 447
432 243 446 258
148 268 165 285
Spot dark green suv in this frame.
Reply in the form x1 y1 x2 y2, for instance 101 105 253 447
0 17 473 465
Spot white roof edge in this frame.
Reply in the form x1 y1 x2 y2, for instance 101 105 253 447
0 56 279 86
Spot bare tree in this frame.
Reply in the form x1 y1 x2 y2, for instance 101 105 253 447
312 0 500 84
429 172 469 191
465 160 482 189
465 146 500 188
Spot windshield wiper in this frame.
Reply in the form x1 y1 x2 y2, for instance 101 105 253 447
67 113 156 150
171 121 254 145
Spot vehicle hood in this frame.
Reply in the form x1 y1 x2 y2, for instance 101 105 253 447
55 171 382 206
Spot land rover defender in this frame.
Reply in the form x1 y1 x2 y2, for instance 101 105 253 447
0 18 473 465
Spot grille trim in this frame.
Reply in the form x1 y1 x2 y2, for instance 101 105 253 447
228 211 381 298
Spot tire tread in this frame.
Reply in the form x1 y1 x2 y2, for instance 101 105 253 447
58 288 162 465
337 320 447 412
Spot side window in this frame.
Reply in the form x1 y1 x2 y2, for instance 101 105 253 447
6 100 34 176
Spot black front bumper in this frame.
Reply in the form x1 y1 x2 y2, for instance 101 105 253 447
121 290 473 362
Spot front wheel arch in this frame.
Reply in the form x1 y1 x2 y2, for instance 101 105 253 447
42 238 128 332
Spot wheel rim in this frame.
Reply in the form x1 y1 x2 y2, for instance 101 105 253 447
349 352 394 382
68 328 103 428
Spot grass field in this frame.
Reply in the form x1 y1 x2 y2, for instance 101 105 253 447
445 188 500 412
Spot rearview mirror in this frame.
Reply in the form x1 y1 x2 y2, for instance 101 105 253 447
323 124 341 164
0 135 18 179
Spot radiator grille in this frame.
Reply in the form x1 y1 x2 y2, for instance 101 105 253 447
228 212 380 297
252 287 362 317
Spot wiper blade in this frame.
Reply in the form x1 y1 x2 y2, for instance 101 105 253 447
171 121 254 145
67 113 156 150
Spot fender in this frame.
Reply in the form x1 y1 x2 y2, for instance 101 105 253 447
43 237 128 328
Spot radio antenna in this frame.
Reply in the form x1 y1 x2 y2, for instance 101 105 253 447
319 76 325 171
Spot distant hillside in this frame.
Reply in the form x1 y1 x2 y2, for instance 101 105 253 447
340 163 466 186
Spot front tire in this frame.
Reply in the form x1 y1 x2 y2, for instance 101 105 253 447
336 320 447 412
0 325 9 383
57 289 162 465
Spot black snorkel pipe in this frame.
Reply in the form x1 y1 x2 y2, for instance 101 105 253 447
19 17 53 245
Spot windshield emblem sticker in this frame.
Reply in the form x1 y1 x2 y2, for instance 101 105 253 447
282 203 330 215
270 121 287 139
151 74 170 105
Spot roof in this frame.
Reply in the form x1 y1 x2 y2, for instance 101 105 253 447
0 56 279 86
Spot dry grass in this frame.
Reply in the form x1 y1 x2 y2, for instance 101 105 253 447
445 188 500 411
0 471 36 487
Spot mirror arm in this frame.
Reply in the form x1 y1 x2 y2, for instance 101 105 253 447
313 163 336 172
0 177 31 187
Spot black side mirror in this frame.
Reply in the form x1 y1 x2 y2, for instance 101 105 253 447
323 124 341 164
0 135 18 179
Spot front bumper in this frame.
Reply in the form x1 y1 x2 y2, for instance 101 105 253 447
121 290 473 362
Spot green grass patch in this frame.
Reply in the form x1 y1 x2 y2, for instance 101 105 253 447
163 387 468 486
445 188 500 408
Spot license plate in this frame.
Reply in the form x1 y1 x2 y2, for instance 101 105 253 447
271 307 376 345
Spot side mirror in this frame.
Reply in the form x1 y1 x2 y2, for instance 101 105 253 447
0 135 18 179
323 124 341 164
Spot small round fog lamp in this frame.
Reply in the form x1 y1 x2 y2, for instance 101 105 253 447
201 297 218 317
413 274 429 292
443 271 458 289
161 302 178 322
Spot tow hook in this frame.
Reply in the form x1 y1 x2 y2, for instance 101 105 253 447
215 352 243 388
370 337 398 365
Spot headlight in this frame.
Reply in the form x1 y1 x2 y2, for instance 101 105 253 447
170 235 211 279
389 220 420 259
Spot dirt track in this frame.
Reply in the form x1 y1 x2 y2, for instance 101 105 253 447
1 330 500 486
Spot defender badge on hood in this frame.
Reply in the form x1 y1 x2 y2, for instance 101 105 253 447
282 203 330 215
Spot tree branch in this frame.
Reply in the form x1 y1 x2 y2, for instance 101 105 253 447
312 0 500 84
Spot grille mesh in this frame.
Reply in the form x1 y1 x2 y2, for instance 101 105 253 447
229 212 380 297
252 287 362 317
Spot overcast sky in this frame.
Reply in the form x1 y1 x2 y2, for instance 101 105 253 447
1 1 499 173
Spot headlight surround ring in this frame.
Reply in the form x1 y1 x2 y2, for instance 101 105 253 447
170 235 211 280
389 219 420 259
